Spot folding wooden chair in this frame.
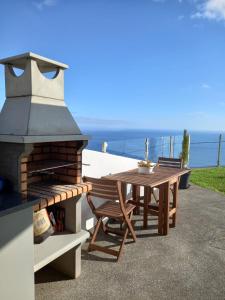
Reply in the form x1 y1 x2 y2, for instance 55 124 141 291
150 157 183 228
158 157 183 169
83 176 136 261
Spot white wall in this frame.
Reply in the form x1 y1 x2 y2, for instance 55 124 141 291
81 149 139 229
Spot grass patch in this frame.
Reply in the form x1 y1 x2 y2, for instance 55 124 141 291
190 167 225 195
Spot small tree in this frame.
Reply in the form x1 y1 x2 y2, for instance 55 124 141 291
181 129 190 168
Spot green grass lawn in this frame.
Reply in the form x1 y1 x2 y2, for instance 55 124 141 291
190 167 225 195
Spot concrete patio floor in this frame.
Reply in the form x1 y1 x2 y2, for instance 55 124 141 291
35 185 225 300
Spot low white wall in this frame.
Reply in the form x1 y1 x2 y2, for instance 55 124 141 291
81 149 139 229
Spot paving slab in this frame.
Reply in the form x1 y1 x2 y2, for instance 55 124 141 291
35 185 225 300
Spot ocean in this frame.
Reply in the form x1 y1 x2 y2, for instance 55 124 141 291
83 129 225 168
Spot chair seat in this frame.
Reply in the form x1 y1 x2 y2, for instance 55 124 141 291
95 201 135 218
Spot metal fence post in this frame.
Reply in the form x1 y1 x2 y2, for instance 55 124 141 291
169 136 173 158
161 137 164 157
102 141 108 153
173 136 175 158
217 134 222 167
145 138 149 161
188 133 191 166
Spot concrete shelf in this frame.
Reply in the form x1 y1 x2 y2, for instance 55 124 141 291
34 229 89 272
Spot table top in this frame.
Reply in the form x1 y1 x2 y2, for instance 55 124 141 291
105 166 190 188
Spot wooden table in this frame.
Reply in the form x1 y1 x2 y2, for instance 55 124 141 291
105 166 189 235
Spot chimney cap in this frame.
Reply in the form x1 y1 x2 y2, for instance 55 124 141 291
0 52 68 72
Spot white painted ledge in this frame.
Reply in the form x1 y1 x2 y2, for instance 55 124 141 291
34 229 89 272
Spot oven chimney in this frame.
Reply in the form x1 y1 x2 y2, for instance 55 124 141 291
0 52 88 143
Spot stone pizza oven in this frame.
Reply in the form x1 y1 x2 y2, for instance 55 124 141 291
0 53 92 299
0 52 91 203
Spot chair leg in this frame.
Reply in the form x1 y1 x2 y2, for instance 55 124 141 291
117 225 129 261
88 218 102 252
124 211 136 242
88 213 136 261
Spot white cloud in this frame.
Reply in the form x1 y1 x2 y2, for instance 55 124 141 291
33 0 57 11
201 83 211 89
191 0 225 21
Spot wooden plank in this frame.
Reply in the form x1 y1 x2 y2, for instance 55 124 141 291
104 167 189 188
87 186 117 197
89 191 118 200
158 157 181 163
84 176 117 186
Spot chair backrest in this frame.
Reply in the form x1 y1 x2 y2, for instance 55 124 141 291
83 176 121 201
158 157 182 168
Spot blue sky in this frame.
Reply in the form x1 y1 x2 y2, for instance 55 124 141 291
0 0 225 131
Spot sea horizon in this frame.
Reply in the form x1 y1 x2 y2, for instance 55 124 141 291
82 128 225 168
82 127 225 134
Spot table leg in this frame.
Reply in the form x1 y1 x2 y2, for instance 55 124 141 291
143 186 151 229
163 182 170 235
158 184 164 235
171 180 178 228
132 185 140 215
121 182 127 202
